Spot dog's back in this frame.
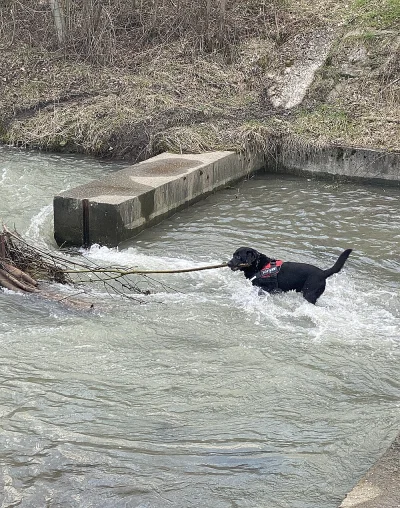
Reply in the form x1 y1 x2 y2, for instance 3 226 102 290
277 262 325 292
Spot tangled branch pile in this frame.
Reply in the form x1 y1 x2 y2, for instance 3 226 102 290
0 226 154 300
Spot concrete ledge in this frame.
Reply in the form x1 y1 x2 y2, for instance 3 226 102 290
339 432 400 508
266 146 400 185
54 151 264 247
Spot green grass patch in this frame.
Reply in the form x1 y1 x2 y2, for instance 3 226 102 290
293 105 358 144
351 0 400 28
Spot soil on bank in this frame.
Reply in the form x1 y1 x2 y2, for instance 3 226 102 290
0 0 399 161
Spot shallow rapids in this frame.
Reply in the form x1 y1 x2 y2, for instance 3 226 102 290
0 146 399 508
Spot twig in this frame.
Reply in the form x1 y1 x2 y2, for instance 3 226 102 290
362 116 400 123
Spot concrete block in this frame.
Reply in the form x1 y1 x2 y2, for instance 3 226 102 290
54 151 265 247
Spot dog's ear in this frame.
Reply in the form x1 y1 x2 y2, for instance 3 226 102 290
245 249 259 265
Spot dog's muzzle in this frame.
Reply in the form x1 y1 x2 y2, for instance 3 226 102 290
227 261 249 271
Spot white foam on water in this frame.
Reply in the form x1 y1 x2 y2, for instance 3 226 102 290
73 246 399 348
223 269 400 346
25 204 53 245
0 166 9 185
84 244 212 270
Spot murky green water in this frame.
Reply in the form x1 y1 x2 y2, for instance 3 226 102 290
0 146 399 508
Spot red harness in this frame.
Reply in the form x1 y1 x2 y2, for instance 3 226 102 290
259 260 283 278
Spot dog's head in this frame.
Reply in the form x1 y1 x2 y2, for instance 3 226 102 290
227 247 261 271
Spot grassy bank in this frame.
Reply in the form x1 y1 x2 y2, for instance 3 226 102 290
0 0 398 161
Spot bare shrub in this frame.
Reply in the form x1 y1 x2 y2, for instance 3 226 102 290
0 0 288 64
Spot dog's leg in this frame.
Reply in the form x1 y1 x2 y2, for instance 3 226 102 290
302 280 326 304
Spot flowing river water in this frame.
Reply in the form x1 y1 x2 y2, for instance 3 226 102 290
0 146 399 508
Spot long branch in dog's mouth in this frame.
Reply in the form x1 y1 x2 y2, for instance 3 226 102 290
229 264 249 271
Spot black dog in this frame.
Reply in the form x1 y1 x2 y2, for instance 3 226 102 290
227 247 352 304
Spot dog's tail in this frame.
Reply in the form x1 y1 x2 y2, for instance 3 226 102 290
323 249 353 279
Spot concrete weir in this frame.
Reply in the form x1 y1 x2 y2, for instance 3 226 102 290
54 151 264 247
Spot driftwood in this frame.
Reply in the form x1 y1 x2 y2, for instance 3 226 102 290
0 265 38 292
0 255 40 292
0 225 228 306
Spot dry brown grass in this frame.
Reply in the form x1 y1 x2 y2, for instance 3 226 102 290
0 0 399 159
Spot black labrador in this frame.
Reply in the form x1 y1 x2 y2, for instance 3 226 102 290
227 247 352 304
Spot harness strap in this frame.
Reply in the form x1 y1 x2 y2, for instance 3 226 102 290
250 259 283 287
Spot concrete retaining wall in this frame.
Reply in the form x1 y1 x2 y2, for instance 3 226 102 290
266 146 400 185
339 431 400 508
54 151 264 247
